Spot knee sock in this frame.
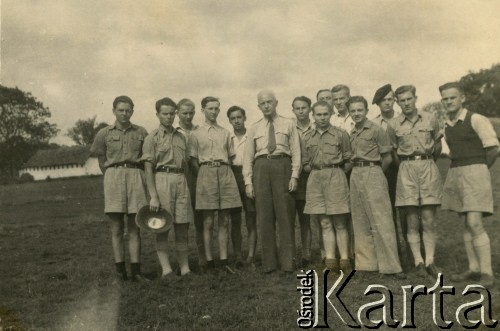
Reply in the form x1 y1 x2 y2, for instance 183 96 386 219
115 262 127 280
407 233 424 266
422 230 436 266
463 232 480 272
473 232 492 276
130 262 141 277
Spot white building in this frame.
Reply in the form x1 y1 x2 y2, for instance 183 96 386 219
19 146 102 181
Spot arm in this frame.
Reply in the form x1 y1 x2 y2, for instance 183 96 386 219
187 132 200 176
301 133 312 173
144 162 161 212
433 140 442 161
340 130 353 174
243 126 256 198
381 152 392 172
97 155 106 174
485 146 499 168
386 126 400 167
90 128 107 174
432 115 443 160
288 122 301 192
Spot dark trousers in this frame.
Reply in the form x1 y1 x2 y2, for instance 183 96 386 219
254 157 296 272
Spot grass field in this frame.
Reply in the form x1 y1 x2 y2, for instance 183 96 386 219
1 159 500 330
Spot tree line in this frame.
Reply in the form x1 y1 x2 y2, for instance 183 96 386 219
1 63 499 182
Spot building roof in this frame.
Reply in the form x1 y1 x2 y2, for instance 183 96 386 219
22 145 92 168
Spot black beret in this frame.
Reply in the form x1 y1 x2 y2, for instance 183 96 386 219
372 84 392 105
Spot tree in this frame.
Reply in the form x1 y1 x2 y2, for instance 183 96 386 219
0 85 58 179
67 116 108 145
459 63 500 117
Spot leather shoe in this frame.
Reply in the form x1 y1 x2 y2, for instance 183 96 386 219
450 270 481 282
425 264 442 278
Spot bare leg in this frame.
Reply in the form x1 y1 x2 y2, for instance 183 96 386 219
406 206 424 266
467 212 492 276
332 214 349 260
203 210 215 262
420 206 437 266
127 213 141 263
109 213 125 262
320 215 336 260
156 231 172 276
218 210 230 260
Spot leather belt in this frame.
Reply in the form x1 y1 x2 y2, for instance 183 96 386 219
352 161 381 167
200 161 228 167
108 162 144 170
156 166 185 174
311 164 341 170
256 154 290 160
399 154 432 161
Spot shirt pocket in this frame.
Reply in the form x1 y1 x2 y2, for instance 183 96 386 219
106 134 122 151
275 129 289 147
322 140 341 157
254 133 266 151
395 129 412 148
355 135 375 155
417 128 433 146
130 135 144 152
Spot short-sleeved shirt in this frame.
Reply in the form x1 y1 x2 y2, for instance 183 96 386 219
296 120 315 141
302 125 352 168
229 131 248 166
90 122 148 168
387 111 442 156
188 122 231 163
445 109 499 148
331 112 355 134
350 120 392 162
373 110 401 131
141 125 188 169
243 114 301 185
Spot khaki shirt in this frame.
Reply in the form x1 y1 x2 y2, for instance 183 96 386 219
141 125 187 169
387 111 442 156
188 122 231 163
331 112 355 134
243 114 301 185
176 124 199 141
90 122 148 168
302 125 352 168
350 120 392 162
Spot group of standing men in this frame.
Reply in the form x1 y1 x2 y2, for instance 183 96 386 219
90 82 498 287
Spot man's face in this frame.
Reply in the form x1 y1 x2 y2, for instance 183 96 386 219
257 93 278 118
378 91 395 114
313 105 332 130
113 102 134 125
177 105 195 126
317 91 333 107
229 110 246 131
292 100 311 121
332 90 349 114
202 101 220 122
157 105 176 127
440 88 465 114
348 102 368 125
396 91 418 115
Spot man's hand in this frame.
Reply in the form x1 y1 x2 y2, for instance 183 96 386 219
149 196 161 212
289 178 298 192
245 184 255 199
303 164 312 173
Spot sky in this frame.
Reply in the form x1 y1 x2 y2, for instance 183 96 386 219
1 0 500 145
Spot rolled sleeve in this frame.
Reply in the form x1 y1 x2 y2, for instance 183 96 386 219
243 126 256 185
90 128 106 156
471 114 500 148
140 134 156 166
340 130 353 160
386 125 398 150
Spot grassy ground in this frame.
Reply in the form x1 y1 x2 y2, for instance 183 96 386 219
1 160 500 330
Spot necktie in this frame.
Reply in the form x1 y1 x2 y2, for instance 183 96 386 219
267 119 276 153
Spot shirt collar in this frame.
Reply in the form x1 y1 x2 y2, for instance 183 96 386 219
313 124 335 136
351 119 372 135
399 112 422 125
112 121 134 131
445 108 467 126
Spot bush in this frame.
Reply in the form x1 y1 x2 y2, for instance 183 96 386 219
19 173 34 183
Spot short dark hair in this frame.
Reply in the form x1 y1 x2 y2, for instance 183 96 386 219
292 96 312 108
439 82 464 94
331 84 350 95
347 96 368 110
316 89 331 100
311 101 332 114
395 85 416 98
113 95 134 109
201 96 219 108
177 98 195 111
227 105 246 118
155 97 177 113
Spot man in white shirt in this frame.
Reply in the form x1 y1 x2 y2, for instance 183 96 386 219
331 84 355 133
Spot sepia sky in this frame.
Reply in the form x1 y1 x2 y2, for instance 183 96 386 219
1 0 500 144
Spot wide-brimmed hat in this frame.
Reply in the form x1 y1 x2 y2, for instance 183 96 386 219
135 205 173 233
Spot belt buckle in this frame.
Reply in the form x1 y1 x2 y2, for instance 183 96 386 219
415 155 422 160
266 154 273 160
211 161 221 167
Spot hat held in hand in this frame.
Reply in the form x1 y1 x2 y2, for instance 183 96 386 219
135 205 173 233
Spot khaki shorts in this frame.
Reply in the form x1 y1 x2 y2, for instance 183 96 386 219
442 164 494 216
396 159 442 207
104 167 147 214
196 164 242 210
155 172 194 224
304 168 350 215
